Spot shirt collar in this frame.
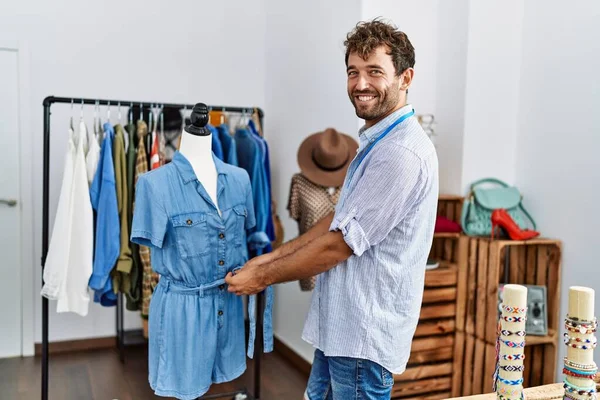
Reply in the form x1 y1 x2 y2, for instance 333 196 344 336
358 104 414 144
172 150 228 184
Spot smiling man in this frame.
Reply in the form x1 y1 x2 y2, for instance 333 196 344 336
225 18 439 399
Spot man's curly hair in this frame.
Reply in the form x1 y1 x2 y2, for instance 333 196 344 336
344 18 415 77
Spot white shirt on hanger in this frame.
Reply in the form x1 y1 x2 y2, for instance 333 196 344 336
84 120 100 186
41 123 94 316
41 128 75 302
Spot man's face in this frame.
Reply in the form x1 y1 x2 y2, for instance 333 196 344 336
347 46 403 123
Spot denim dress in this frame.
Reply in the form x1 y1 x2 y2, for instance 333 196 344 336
131 151 271 399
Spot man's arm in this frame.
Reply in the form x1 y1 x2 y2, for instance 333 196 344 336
226 220 353 295
264 229 353 286
247 212 334 267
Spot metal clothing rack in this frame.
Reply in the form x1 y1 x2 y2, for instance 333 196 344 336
42 95 265 400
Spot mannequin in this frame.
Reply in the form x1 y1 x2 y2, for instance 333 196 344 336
178 103 220 214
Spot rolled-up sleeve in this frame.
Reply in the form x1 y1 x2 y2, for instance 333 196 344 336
130 176 168 249
330 146 429 257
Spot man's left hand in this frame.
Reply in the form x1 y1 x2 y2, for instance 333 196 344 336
225 260 268 296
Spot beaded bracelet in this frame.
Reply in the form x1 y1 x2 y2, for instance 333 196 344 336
566 315 598 325
563 392 588 400
564 357 598 371
566 324 597 335
566 316 598 330
563 367 597 380
565 341 597 350
564 378 597 396
501 364 525 372
502 305 528 314
500 338 526 348
564 364 598 375
500 329 526 337
564 333 597 344
502 354 525 361
503 316 527 323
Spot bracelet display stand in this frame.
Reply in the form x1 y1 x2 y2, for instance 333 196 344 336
563 286 597 399
495 284 528 399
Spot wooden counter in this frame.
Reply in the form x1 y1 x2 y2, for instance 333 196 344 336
446 383 563 400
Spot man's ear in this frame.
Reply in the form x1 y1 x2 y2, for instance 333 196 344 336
400 68 415 91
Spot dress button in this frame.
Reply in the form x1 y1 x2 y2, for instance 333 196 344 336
186 219 192 225
219 233 225 239
218 310 223 316
219 260 225 266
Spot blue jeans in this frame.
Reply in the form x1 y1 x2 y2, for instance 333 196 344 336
305 349 394 400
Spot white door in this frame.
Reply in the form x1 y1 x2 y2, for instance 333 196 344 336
0 48 22 358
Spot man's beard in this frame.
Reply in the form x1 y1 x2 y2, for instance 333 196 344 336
350 86 400 121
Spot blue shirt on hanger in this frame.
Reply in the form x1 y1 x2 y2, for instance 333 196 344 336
130 151 273 400
88 122 120 307
234 128 271 251
217 124 238 166
248 120 275 247
208 124 224 161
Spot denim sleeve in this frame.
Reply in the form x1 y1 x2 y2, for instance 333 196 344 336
246 176 270 251
331 147 429 257
245 183 257 231
130 175 168 249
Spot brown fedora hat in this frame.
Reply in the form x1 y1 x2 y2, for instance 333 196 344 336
297 128 358 187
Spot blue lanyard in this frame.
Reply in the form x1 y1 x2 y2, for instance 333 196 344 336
346 109 415 185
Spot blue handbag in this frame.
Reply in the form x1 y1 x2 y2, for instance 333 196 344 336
460 178 536 236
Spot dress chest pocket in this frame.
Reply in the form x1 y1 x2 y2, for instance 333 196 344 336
232 205 247 247
171 212 210 258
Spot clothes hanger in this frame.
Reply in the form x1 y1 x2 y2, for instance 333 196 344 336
236 109 246 130
79 99 89 153
107 101 111 125
94 100 102 144
69 99 74 133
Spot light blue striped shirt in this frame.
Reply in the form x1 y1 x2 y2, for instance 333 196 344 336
302 104 439 374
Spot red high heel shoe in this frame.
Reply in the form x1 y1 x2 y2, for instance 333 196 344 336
491 209 540 240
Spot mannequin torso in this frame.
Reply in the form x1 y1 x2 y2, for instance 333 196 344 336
178 130 220 215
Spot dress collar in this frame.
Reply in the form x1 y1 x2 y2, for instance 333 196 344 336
172 150 228 184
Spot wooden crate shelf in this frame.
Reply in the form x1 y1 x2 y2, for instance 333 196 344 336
459 236 562 395
393 195 468 399
458 336 497 396
424 262 458 287
434 232 461 239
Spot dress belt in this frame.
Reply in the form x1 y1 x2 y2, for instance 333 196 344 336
160 266 242 297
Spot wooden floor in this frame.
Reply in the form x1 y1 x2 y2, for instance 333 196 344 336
0 346 307 400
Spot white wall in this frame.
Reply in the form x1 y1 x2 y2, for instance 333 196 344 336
0 0 267 344
361 0 469 195
362 1 439 118
435 0 469 195
265 0 361 362
515 0 600 371
460 1 525 193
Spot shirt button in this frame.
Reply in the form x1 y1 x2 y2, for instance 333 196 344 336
186 219 192 225
219 233 225 239
218 310 223 316
219 284 225 291
219 260 225 266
